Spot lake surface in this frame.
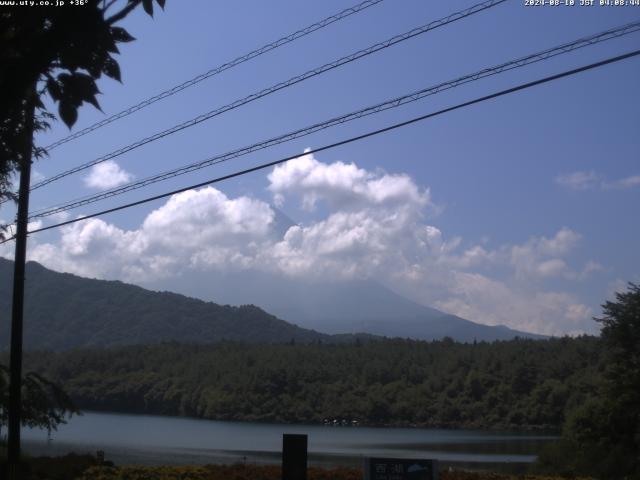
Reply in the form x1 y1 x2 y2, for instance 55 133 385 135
22 412 556 468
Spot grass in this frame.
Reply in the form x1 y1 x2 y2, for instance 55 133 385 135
74 464 590 480
0 448 592 480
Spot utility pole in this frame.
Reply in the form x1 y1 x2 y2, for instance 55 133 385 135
7 85 36 480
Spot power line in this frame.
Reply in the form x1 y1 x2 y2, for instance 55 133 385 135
9 48 637 241
30 0 507 191
27 21 640 221
43 0 386 151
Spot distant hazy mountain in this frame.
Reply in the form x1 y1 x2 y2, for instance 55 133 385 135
141 206 544 343
0 254 542 351
145 269 545 342
0 258 340 351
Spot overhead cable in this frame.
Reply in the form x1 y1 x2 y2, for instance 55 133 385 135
6 48 635 241
43 0 386 151
30 0 507 191
27 21 640 220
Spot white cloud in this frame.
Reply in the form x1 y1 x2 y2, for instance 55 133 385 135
29 187 275 281
7 169 45 192
611 174 640 189
30 170 45 187
605 278 629 302
535 259 569 278
433 272 594 336
536 227 581 256
555 171 600 190
49 211 71 223
266 209 423 279
83 160 133 190
268 149 430 212
579 260 604 279
142 188 274 248
508 228 581 280
436 244 495 270
22 153 601 336
556 171 640 191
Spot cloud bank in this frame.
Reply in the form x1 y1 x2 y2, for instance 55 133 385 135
4 152 601 336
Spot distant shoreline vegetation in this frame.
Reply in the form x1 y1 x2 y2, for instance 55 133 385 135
12 336 601 432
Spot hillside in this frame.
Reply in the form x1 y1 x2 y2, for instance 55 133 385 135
0 258 332 350
0 258 543 351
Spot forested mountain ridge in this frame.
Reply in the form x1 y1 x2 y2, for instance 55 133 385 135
19 336 602 430
0 258 543 350
0 258 336 350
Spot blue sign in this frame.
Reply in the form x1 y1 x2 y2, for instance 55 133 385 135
364 458 438 480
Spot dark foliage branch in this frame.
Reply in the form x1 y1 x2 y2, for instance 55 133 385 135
0 0 166 206
0 364 79 436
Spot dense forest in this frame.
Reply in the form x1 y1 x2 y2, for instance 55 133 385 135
18 336 601 431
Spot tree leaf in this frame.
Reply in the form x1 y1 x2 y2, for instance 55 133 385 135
74 73 100 96
111 26 136 43
142 0 153 16
68 74 102 112
85 94 102 112
46 78 62 101
86 58 103 78
103 57 122 82
99 24 119 54
59 101 78 128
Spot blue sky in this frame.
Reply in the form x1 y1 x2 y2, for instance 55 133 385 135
2 0 639 335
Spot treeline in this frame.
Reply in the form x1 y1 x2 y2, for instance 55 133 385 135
19 336 602 430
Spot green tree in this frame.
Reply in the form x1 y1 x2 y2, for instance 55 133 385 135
0 364 78 439
592 282 640 477
537 283 640 479
597 282 640 409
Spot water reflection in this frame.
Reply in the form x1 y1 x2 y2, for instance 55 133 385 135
22 411 557 468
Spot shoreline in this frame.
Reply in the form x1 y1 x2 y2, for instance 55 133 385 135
68 408 562 436
22 439 536 474
21 411 553 471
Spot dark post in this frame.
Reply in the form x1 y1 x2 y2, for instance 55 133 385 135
282 433 307 480
7 85 36 480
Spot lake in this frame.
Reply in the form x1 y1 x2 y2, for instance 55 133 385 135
21 412 557 469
